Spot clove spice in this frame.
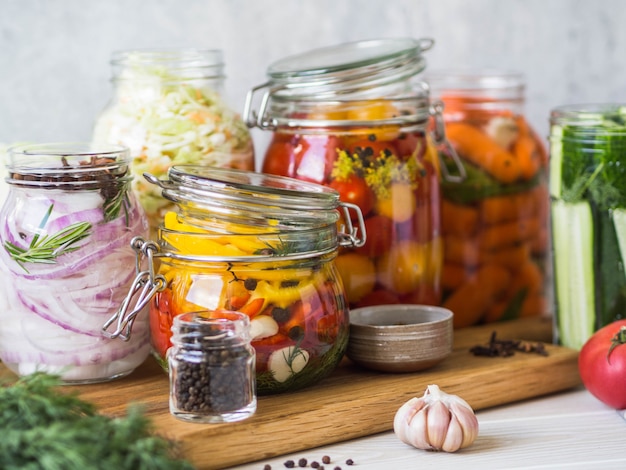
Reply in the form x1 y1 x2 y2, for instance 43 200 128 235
470 331 548 357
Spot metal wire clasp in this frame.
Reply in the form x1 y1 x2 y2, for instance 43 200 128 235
102 236 166 341
337 201 367 248
430 100 467 183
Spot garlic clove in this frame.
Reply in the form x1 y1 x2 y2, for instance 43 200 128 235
441 413 464 452
451 401 480 448
406 402 430 450
393 384 479 453
425 400 451 450
485 116 520 149
393 397 423 443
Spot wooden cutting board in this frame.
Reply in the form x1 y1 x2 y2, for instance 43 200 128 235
0 317 581 469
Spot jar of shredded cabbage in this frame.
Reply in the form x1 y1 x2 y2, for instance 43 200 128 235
0 143 150 383
93 49 255 234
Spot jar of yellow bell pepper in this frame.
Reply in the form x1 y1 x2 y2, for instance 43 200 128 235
245 38 463 309
104 165 365 394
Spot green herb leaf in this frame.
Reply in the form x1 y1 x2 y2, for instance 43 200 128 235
103 186 131 225
0 373 195 470
3 204 92 273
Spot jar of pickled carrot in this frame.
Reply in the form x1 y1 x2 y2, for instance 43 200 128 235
425 71 551 328
245 38 458 309
105 165 365 394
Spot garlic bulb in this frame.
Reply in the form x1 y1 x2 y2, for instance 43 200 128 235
393 384 479 452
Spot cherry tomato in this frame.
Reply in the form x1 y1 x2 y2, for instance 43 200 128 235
262 137 298 177
394 132 425 160
355 214 394 258
293 134 340 183
376 238 442 295
334 252 376 304
376 182 416 223
329 175 375 219
578 320 626 409
149 288 175 358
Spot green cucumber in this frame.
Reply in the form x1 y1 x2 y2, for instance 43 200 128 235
551 199 595 349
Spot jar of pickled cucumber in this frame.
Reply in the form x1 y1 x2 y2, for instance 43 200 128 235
549 104 626 349
104 165 365 394
245 38 460 309
426 71 551 328
93 48 255 234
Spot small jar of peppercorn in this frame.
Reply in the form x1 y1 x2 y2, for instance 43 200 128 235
168 310 256 423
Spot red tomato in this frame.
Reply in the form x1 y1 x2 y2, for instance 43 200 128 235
329 175 375 219
355 214 394 258
394 131 425 160
149 289 175 358
262 138 298 177
578 320 626 409
294 134 340 183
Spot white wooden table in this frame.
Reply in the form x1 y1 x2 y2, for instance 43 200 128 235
228 387 626 470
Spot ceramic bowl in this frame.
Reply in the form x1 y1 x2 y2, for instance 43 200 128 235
347 304 453 373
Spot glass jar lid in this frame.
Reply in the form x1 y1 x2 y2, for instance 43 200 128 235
152 165 341 212
244 38 434 130
267 38 433 88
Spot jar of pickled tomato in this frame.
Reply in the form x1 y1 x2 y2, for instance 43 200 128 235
106 165 365 394
425 71 551 328
93 48 255 234
245 38 460 309
0 143 150 383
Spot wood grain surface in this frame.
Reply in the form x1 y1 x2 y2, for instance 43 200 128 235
1 317 581 470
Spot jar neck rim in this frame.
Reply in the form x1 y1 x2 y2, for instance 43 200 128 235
426 70 525 101
110 48 225 80
550 103 626 127
5 143 131 187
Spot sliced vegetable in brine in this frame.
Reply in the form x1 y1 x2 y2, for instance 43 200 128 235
550 105 626 349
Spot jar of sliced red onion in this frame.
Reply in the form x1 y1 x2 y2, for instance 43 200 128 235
0 143 150 384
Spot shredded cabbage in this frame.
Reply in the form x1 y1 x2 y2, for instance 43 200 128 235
93 65 254 230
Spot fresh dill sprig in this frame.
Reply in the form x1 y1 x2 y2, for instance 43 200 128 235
3 204 92 273
0 373 195 470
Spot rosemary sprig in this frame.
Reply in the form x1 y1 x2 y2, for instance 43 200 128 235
103 188 131 225
3 204 92 273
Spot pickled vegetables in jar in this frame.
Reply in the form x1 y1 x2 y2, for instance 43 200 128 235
426 71 551 328
109 166 364 394
247 38 445 308
262 112 442 307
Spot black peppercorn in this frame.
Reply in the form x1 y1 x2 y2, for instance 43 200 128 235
298 458 307 467
284 460 295 468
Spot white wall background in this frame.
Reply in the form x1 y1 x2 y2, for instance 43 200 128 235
0 0 624 165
